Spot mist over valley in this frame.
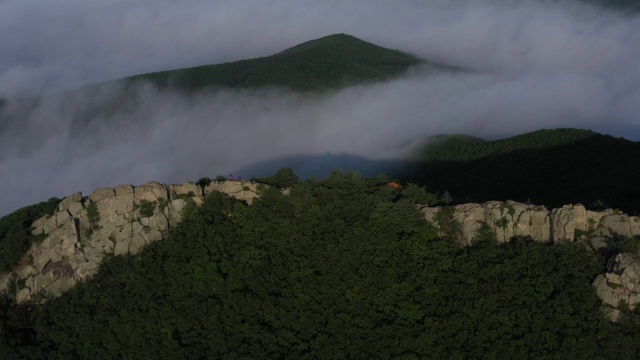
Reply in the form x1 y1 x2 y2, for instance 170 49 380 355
2 0 640 215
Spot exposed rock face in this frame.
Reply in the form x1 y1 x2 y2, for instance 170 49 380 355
594 253 640 311
0 180 260 303
421 201 640 317
421 201 640 244
2 190 640 317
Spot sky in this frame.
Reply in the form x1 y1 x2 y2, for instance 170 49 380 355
1 0 640 216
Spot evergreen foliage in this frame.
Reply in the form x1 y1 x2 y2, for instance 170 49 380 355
0 198 60 272
135 200 156 218
255 167 300 188
122 34 424 92
411 128 640 214
84 202 101 238
398 183 440 205
195 177 212 195
0 172 637 358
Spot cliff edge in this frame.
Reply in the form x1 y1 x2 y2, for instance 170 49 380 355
2 190 639 317
0 180 259 302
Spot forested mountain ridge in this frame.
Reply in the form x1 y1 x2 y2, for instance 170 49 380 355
1 171 640 358
119 33 430 92
0 180 261 302
0 33 432 135
411 128 640 215
3 127 640 309
2 171 640 312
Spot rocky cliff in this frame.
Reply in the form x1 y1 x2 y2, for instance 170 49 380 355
2 191 639 316
0 180 260 303
421 201 640 245
422 201 640 314
593 253 640 319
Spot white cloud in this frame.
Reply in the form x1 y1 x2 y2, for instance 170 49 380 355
1 0 640 215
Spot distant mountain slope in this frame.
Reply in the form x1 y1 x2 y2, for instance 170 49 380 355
5 172 640 359
590 0 640 11
409 128 640 214
421 129 598 163
122 33 428 92
0 34 436 145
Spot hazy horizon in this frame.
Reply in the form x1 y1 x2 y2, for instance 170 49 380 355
2 0 640 216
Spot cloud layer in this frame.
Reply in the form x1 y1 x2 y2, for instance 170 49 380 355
2 0 640 215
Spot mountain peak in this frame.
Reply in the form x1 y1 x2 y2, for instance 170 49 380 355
125 33 424 92
275 33 384 55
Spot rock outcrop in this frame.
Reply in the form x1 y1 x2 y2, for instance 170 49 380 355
594 253 640 311
421 201 640 315
421 201 640 245
2 192 640 316
0 180 260 302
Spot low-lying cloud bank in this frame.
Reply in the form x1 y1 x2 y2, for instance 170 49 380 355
1 0 640 215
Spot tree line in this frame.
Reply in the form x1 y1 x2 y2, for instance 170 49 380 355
1 171 639 359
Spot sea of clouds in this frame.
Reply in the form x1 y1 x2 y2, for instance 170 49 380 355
1 0 639 215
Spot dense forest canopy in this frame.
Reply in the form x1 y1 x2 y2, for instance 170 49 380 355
1 171 640 359
120 34 428 92
0 198 60 273
1 25 640 358
410 128 640 214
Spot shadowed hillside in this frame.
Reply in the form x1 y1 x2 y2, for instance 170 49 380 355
3 171 640 358
232 153 421 181
410 128 640 214
122 33 431 92
591 0 640 11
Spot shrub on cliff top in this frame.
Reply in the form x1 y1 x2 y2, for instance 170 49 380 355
0 198 60 272
255 167 299 188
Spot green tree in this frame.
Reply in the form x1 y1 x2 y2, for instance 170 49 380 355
273 167 299 188
399 183 439 205
440 191 453 204
0 197 60 272
195 177 212 195
0 170 635 358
